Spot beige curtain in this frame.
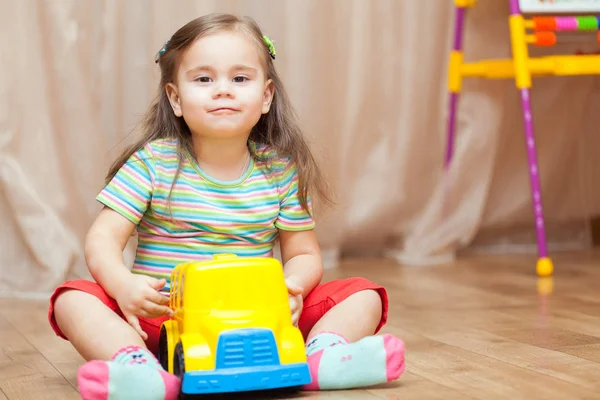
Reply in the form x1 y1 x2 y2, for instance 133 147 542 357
2 0 599 297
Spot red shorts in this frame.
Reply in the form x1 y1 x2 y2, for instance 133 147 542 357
48 277 388 357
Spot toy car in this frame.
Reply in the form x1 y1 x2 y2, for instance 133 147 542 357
158 254 312 395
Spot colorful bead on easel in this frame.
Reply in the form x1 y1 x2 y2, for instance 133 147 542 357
555 17 578 31
576 16 599 30
533 31 556 46
532 17 556 31
533 16 600 32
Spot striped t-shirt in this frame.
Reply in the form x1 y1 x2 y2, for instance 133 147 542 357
96 138 314 288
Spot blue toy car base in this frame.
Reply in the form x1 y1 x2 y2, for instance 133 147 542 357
181 328 312 395
181 363 311 394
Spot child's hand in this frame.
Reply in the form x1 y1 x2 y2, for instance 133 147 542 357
115 275 173 340
285 277 304 327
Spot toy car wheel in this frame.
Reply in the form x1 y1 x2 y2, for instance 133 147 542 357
158 325 168 371
173 341 185 379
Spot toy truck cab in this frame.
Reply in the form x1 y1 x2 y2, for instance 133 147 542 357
158 254 311 395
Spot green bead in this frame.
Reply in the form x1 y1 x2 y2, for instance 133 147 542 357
576 16 598 31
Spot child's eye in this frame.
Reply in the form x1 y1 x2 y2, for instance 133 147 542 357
233 76 248 83
195 76 211 83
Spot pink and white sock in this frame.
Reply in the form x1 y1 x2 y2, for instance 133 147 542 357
303 332 405 391
77 346 180 400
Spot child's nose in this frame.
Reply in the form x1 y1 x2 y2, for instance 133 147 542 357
212 79 234 98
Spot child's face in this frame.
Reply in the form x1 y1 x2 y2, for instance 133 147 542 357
166 31 273 140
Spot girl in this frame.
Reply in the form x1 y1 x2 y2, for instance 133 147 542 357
48 13 405 400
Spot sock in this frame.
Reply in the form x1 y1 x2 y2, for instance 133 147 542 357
77 346 180 400
303 332 405 391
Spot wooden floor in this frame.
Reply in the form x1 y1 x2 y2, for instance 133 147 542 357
2 251 600 399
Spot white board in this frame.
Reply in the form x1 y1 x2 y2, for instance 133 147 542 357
518 0 600 13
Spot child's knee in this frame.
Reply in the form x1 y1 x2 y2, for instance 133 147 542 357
344 289 383 317
53 289 78 312
53 289 96 322
355 290 385 334
359 289 383 315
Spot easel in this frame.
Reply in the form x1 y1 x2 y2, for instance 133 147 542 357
445 0 600 277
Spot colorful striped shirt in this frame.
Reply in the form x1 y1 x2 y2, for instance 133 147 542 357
96 138 314 288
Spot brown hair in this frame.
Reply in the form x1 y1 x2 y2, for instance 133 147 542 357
106 13 330 215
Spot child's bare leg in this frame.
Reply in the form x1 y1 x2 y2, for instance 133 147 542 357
53 290 145 360
307 289 383 342
53 290 179 400
303 290 405 391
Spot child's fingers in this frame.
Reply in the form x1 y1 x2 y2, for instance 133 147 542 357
285 278 304 295
288 295 302 326
125 313 148 340
143 276 167 291
289 294 299 310
141 302 173 318
147 289 170 306
292 309 301 327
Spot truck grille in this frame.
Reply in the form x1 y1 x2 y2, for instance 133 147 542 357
216 329 279 368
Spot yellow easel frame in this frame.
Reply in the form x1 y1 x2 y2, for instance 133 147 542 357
446 0 600 276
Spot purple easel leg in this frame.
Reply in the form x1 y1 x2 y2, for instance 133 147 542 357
519 89 548 260
445 7 466 169
445 94 459 169
509 0 551 273
508 0 520 14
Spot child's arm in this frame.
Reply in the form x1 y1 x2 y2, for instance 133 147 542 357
84 206 171 339
279 229 324 297
85 207 137 296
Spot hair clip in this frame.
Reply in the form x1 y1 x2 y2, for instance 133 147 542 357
155 39 171 64
263 35 276 60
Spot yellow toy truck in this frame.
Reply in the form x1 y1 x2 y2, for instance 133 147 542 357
158 254 311 395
